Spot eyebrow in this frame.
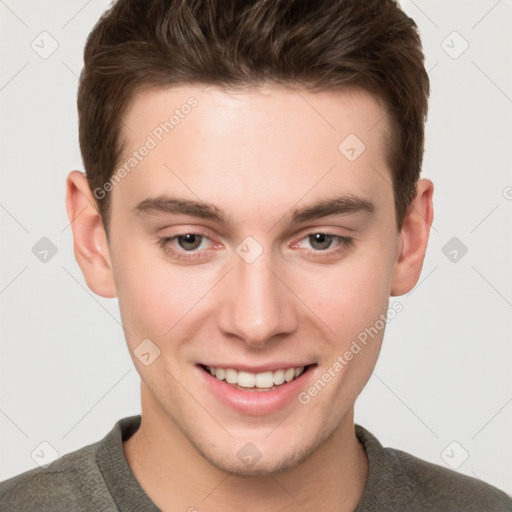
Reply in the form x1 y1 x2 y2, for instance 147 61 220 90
132 193 375 227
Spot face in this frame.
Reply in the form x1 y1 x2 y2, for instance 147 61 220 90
102 85 401 474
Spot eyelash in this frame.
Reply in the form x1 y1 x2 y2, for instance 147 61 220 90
158 231 354 261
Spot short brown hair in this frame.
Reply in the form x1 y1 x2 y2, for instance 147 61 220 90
78 0 429 238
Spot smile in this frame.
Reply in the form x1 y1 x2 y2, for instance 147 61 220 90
196 363 315 415
203 365 306 391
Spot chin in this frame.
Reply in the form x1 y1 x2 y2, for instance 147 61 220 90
194 425 332 477
203 446 308 476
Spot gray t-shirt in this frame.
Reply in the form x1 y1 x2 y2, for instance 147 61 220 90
1 415 511 511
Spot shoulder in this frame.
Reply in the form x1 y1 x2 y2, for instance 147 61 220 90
388 447 512 510
0 434 118 511
355 425 512 511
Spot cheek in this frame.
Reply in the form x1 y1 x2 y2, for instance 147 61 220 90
293 236 395 342
110 242 213 345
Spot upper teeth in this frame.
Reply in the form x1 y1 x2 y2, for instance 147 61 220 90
207 366 305 389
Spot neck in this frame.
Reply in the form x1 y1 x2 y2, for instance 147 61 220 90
123 386 368 512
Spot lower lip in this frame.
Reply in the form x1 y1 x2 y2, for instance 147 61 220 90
196 365 314 416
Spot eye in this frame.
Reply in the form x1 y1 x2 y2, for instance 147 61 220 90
291 232 354 258
307 233 336 250
158 232 217 261
176 233 204 251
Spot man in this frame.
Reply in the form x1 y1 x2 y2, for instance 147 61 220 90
1 0 511 510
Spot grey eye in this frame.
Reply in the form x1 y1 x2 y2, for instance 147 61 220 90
177 234 203 250
308 233 334 250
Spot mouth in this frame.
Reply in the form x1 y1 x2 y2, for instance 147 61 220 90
196 362 317 415
198 364 314 392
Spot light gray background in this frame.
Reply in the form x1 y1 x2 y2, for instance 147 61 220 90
1 0 511 495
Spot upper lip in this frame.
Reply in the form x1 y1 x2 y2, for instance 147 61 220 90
199 363 314 373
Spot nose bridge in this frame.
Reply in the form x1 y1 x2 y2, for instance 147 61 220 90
217 243 297 346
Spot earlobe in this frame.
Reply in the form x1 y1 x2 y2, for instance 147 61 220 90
390 178 434 296
65 170 117 298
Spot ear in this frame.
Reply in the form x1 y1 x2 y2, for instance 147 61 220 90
390 178 434 296
65 170 117 298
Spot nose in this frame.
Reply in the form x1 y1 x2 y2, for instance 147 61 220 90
216 247 298 348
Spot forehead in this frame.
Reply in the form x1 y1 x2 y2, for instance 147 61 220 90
113 84 393 228
121 84 390 151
